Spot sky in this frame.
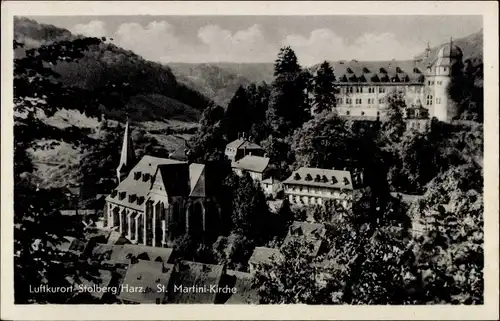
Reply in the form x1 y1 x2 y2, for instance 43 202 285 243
28 15 482 66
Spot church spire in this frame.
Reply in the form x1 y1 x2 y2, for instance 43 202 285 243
116 120 136 183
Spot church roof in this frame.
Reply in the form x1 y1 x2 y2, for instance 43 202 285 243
106 155 185 210
189 163 206 197
117 121 136 173
118 260 174 304
231 155 270 173
283 167 354 190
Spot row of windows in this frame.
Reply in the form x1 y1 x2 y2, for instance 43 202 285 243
425 95 443 105
342 86 425 94
339 97 386 105
427 80 444 86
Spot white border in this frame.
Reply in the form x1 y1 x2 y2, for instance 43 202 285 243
1 1 498 320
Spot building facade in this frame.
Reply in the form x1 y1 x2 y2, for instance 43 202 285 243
225 136 265 162
105 124 220 247
282 167 363 208
329 42 462 123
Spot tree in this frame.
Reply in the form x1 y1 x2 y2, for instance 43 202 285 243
226 173 272 242
382 91 407 142
223 86 253 141
408 164 483 304
253 237 330 304
188 103 228 163
266 46 311 137
312 61 336 114
13 36 106 303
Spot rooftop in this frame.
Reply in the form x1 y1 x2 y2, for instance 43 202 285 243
169 261 224 303
224 270 259 304
106 155 186 210
90 244 175 266
283 167 354 190
282 221 326 257
67 269 114 300
226 139 263 150
248 247 283 266
118 260 174 303
231 155 270 173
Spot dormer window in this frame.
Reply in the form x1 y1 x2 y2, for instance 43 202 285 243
314 174 321 182
343 177 350 186
305 174 313 181
134 172 141 180
142 173 150 182
128 194 136 203
379 68 387 74
322 175 328 183
396 67 403 73
346 67 354 74
137 196 145 205
331 176 338 184
362 67 370 73
111 190 118 197
119 191 126 200
413 67 420 74
294 173 301 180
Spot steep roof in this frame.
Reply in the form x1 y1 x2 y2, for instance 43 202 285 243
118 260 174 303
117 121 136 174
324 60 427 85
90 244 174 266
224 270 259 304
67 269 114 300
283 167 354 190
170 261 224 303
189 163 206 197
248 247 283 266
226 139 263 150
155 163 191 197
231 155 270 173
106 155 186 210
283 221 326 257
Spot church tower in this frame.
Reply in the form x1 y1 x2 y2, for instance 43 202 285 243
116 121 136 183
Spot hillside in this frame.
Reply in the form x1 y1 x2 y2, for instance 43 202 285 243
414 29 483 64
14 17 205 188
14 17 211 123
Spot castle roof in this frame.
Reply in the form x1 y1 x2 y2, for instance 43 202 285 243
231 155 270 173
283 167 354 190
327 60 427 85
118 260 174 303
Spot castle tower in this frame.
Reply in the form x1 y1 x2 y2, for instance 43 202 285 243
425 39 463 122
116 121 136 183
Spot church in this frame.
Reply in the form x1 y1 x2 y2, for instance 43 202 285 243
104 122 220 247
331 40 463 124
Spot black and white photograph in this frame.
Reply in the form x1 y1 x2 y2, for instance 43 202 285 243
1 1 498 319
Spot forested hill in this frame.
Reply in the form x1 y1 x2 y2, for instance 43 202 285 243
14 17 213 122
414 29 483 65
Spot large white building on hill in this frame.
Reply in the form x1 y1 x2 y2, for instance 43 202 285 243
329 41 462 123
